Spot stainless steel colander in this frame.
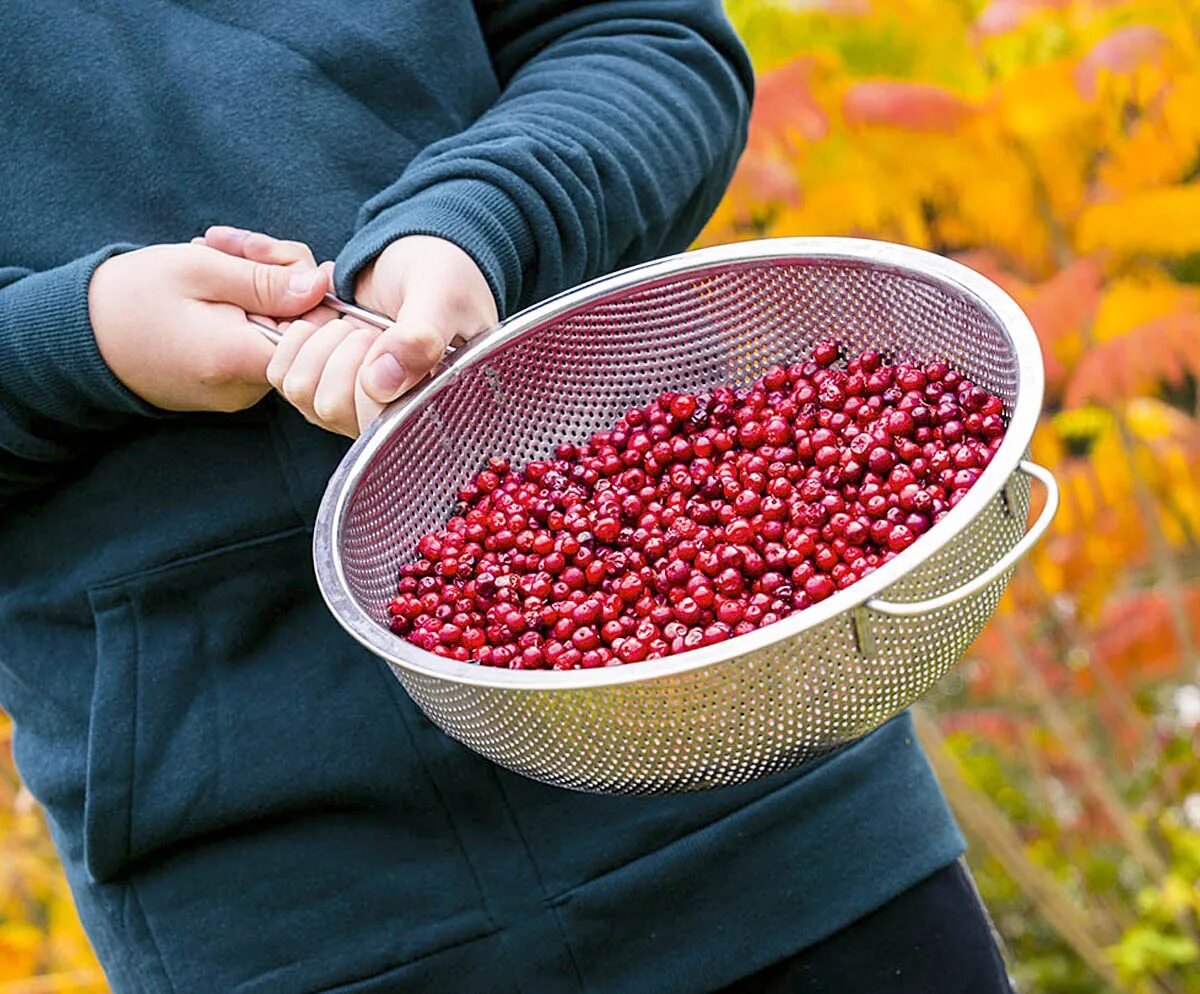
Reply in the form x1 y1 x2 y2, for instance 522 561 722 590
313 238 1058 794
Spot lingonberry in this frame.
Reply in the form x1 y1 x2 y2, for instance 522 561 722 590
392 343 1004 667
813 341 839 367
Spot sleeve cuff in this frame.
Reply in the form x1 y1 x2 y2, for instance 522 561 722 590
0 245 161 429
334 179 536 320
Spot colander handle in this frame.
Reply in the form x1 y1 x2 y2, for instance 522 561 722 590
249 294 474 350
249 294 399 345
864 460 1059 617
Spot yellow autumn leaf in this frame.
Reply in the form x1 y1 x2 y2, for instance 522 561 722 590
952 166 1055 273
1125 397 1192 444
1159 71 1200 151
1097 73 1200 195
993 61 1092 139
0 923 41 982
1092 271 1200 343
1077 184 1200 255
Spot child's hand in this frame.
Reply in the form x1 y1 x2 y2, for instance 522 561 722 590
352 235 498 407
201 229 497 438
89 238 329 413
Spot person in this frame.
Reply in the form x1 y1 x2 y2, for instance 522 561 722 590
0 2 1014 991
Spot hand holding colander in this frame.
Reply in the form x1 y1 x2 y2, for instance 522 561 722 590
309 237 1058 795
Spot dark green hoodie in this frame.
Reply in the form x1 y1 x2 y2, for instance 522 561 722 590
0 2 965 991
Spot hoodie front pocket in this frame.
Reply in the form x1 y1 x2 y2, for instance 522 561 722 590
84 585 145 882
82 528 306 883
81 525 495 989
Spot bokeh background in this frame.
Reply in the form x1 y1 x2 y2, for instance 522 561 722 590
4 0 1200 990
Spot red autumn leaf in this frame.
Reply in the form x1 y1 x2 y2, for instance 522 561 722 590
952 254 1097 401
952 250 1031 298
727 155 803 211
1083 586 1200 687
748 58 830 153
1023 258 1102 399
843 81 977 133
975 0 1072 37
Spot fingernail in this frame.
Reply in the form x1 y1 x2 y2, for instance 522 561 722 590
209 225 246 242
366 354 407 400
289 269 320 294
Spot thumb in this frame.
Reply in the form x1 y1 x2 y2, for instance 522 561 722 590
191 249 329 317
358 314 448 405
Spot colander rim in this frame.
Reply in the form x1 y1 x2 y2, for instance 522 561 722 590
313 237 1043 690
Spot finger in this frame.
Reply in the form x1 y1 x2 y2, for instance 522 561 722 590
300 298 375 332
279 319 359 416
243 232 315 268
356 282 495 404
288 302 341 329
400 280 496 343
190 248 329 318
355 377 385 435
265 318 322 391
202 226 250 257
357 315 448 405
271 302 349 342
227 330 276 387
311 328 377 436
202 227 318 270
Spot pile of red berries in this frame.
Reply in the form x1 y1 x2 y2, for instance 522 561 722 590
387 342 1005 669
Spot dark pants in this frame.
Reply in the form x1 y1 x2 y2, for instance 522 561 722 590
719 861 1014 993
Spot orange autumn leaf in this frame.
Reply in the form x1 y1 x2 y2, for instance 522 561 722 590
1066 312 1200 407
1024 257 1102 341
1091 272 1199 344
949 253 1097 400
730 156 803 207
1095 72 1200 195
951 249 1028 295
993 60 1093 141
1022 260 1103 400
1082 587 1200 688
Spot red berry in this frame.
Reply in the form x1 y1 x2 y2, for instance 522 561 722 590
885 410 914 437
764 417 791 445
395 345 1004 666
616 574 646 601
673 597 702 625
886 525 916 552
670 394 698 420
805 575 836 602
813 341 839 367
572 626 601 650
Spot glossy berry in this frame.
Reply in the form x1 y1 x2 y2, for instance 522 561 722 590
392 342 1004 668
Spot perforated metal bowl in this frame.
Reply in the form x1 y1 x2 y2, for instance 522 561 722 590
313 238 1057 794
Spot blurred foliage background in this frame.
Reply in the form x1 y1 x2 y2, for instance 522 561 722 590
703 0 1200 991
4 0 1200 990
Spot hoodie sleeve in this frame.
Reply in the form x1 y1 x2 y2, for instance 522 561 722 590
336 0 754 318
0 245 159 502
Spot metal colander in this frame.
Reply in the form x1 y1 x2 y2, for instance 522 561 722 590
313 238 1057 794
